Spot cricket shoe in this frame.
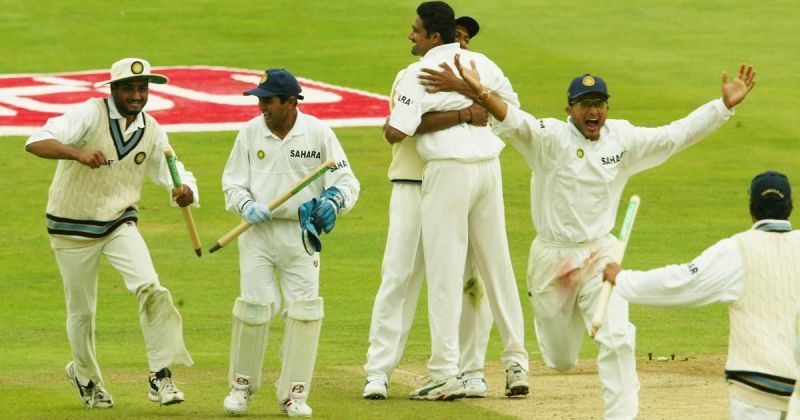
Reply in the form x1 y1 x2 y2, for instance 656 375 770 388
148 367 185 405
224 376 252 415
409 377 466 401
65 361 113 408
279 392 312 417
363 377 388 400
463 377 487 398
504 362 530 397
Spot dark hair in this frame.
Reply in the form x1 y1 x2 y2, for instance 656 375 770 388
417 1 455 44
750 196 793 220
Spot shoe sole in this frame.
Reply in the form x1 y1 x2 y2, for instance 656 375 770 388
409 391 466 401
149 391 184 405
364 393 387 400
505 385 529 397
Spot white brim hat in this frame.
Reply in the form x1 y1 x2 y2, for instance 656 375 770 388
93 57 169 88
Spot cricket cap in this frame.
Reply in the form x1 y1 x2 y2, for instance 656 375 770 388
455 16 480 38
750 170 792 207
243 69 304 100
567 73 609 104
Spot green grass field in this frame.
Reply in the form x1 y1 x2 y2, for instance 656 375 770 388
1 0 798 418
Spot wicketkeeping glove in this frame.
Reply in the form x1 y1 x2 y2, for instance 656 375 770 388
312 187 344 233
242 201 271 225
298 199 322 255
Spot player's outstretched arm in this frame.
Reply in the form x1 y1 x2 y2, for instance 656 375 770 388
452 54 509 121
721 64 756 109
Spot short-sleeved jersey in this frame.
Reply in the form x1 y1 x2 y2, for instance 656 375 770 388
389 43 512 162
222 110 360 220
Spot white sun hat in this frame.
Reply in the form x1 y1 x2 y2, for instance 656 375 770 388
93 57 169 87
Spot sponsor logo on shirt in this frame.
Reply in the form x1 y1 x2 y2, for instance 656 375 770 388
600 151 625 165
290 149 322 159
396 94 413 106
330 160 349 172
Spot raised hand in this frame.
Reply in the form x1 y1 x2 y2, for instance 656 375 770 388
721 64 756 109
452 53 483 97
419 62 467 95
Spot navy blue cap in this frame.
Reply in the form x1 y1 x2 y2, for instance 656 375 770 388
567 73 609 104
244 69 304 100
750 171 792 206
455 16 479 38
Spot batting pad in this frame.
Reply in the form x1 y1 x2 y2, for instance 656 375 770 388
275 297 324 402
229 298 271 393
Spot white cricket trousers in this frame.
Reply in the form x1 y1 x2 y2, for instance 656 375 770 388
52 223 192 386
363 182 492 381
237 219 320 312
730 394 787 419
421 158 528 380
528 234 638 419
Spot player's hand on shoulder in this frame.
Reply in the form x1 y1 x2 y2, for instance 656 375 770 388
77 149 108 169
243 201 271 225
172 184 194 207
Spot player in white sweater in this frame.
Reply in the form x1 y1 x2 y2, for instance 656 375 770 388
604 171 798 419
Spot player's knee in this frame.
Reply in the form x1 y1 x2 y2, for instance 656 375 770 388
595 328 636 355
67 311 94 325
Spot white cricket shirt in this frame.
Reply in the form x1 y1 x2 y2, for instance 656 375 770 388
222 110 360 220
495 98 733 244
388 43 511 162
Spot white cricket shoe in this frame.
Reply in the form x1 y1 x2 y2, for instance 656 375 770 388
65 361 114 408
504 362 529 397
148 367 185 405
279 393 312 417
463 377 487 398
224 384 251 415
363 378 388 400
409 377 466 401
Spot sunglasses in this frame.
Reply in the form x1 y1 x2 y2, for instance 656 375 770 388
572 98 608 110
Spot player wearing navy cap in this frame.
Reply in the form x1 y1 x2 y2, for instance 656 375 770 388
428 56 755 417
604 171 798 418
221 68 360 417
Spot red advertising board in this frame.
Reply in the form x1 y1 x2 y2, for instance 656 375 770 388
0 66 389 135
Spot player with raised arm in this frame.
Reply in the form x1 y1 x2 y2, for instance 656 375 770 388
434 54 755 417
363 13 519 401
604 171 798 418
383 2 530 401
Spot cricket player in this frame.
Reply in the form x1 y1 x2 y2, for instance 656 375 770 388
363 14 500 400
383 1 529 401
221 68 359 417
433 54 755 418
25 57 196 408
603 171 798 419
